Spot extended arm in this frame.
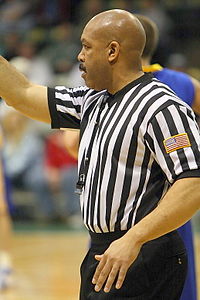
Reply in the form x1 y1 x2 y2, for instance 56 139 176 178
93 177 200 292
0 56 50 123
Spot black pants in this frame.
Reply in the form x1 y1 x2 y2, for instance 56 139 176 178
80 230 187 300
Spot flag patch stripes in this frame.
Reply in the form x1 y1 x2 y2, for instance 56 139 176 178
163 133 191 153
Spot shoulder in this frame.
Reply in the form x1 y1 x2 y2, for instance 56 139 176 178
154 68 192 84
153 68 194 105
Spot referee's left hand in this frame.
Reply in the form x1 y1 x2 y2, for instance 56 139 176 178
92 234 142 293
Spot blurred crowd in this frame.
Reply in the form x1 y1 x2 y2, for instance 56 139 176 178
0 0 200 226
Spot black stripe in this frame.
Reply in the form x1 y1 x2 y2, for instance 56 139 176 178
48 87 60 128
56 98 81 113
89 149 103 233
135 160 168 224
162 106 190 172
127 148 151 227
178 106 200 167
58 112 80 129
55 87 89 98
85 168 94 231
152 78 178 96
80 100 98 140
146 114 176 180
177 169 200 180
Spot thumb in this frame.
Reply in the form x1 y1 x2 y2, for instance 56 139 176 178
95 254 103 261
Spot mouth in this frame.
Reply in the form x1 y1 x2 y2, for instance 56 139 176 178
79 64 87 77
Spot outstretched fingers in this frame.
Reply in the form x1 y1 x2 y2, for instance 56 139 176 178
92 255 129 293
115 265 128 289
92 256 112 292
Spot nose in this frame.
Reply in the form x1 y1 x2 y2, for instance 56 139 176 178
78 48 84 62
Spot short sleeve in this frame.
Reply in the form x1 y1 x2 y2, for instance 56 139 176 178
48 85 91 129
144 104 200 183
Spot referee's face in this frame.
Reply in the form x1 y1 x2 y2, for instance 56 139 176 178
78 26 112 91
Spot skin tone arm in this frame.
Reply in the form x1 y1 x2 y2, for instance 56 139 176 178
92 177 200 293
0 56 50 123
63 130 79 160
191 77 200 115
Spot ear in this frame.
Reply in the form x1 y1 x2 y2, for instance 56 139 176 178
108 41 120 63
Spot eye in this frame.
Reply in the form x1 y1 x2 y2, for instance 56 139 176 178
83 44 90 50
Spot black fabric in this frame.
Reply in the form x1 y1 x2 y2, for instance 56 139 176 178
80 231 187 300
176 169 200 181
48 87 60 128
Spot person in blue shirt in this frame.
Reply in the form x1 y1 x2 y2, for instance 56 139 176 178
63 13 200 300
137 14 200 300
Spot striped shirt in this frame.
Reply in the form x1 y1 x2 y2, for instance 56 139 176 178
48 73 200 233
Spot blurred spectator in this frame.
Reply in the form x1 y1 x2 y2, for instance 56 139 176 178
57 62 85 87
0 0 36 34
1 108 81 226
1 108 45 198
44 131 81 227
11 41 54 86
78 0 104 25
0 32 21 60
167 52 189 73
0 126 13 289
36 0 71 26
41 22 80 75
106 0 132 11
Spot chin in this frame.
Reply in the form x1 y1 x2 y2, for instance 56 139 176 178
87 81 103 91
85 80 96 90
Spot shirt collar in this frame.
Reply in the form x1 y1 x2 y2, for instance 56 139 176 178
106 73 153 108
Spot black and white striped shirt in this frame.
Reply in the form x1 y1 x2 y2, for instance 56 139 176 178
48 73 200 233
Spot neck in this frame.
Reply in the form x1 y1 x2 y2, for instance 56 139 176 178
108 70 144 94
141 57 151 66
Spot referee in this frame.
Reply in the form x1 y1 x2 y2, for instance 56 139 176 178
0 9 200 300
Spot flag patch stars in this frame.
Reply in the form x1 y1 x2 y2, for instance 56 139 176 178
163 133 191 153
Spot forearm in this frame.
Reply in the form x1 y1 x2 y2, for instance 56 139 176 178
0 56 30 103
127 177 200 246
0 56 50 123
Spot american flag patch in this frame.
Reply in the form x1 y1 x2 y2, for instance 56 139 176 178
163 133 191 153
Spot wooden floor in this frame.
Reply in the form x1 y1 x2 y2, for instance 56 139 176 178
0 229 200 300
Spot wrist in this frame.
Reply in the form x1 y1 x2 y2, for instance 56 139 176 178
124 226 146 248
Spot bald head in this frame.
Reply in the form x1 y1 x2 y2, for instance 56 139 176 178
78 9 145 93
83 9 146 61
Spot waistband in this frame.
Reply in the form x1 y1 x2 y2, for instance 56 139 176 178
89 230 128 246
89 230 180 248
